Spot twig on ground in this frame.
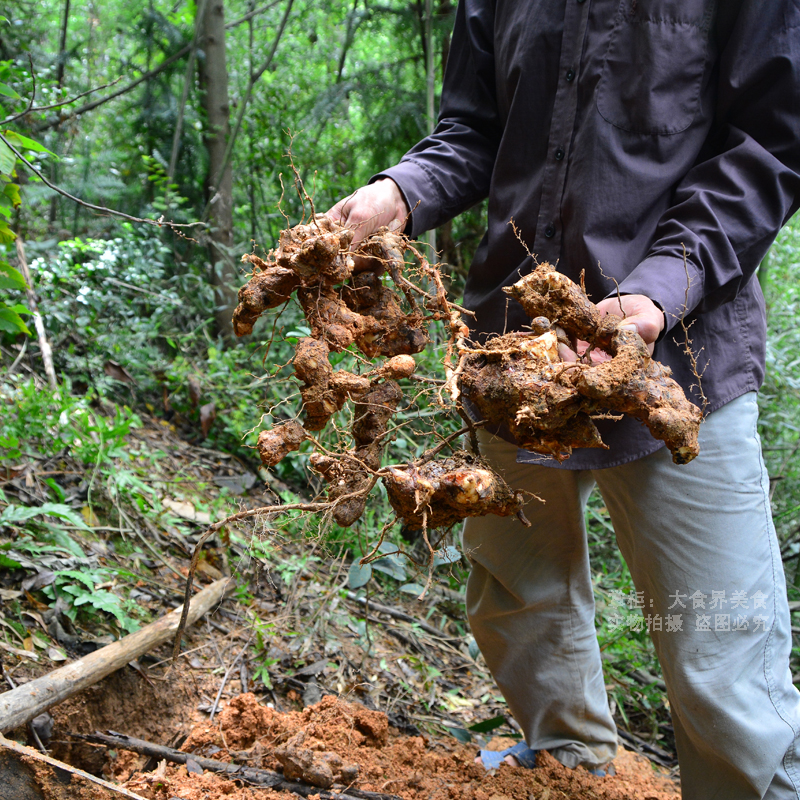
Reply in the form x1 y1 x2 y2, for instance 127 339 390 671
72 730 404 800
617 729 676 769
209 638 252 721
344 591 456 642
0 736 149 799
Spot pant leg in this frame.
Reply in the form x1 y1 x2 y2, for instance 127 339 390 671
462 429 617 768
593 393 800 799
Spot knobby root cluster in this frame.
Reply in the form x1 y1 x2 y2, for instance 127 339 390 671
461 264 702 464
237 215 523 535
235 220 702 539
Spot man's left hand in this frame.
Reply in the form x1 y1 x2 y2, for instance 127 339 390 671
596 294 665 355
557 294 665 362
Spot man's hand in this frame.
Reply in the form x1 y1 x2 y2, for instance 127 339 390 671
596 294 665 354
557 294 665 362
326 178 409 246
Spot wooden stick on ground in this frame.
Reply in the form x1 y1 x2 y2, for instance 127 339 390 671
0 735 149 800
73 730 403 800
0 577 231 734
15 236 58 392
344 591 456 641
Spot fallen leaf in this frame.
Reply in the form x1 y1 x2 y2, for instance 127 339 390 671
48 646 67 661
200 402 216 438
0 465 27 481
212 472 256 495
0 640 38 660
186 757 203 775
188 376 202 407
196 560 223 580
103 360 136 384
81 505 100 527
162 498 212 525
21 570 55 592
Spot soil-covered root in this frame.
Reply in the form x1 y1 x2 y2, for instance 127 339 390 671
372 354 417 380
463 265 703 464
232 257 300 336
298 283 385 352
294 337 371 431
382 451 528 529
342 271 429 357
257 420 308 467
574 328 702 464
503 261 620 349
461 330 602 462
275 215 355 283
310 379 403 527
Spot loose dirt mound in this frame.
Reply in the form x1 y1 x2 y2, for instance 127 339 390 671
122 694 678 800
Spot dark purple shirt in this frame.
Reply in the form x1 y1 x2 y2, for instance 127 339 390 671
379 0 800 469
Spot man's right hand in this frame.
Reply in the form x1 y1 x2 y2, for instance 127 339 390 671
326 178 409 246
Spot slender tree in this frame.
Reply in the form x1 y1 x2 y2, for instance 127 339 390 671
199 0 236 336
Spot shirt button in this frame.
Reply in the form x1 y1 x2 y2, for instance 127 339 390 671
544 224 555 239
565 69 575 82
577 0 586 4
555 148 565 161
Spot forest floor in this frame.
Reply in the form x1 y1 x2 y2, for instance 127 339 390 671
0 412 680 800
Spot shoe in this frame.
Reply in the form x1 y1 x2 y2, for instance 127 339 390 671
478 740 539 769
586 763 616 777
477 742 615 778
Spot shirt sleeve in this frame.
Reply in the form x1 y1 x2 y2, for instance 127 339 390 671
617 1 800 333
375 0 502 239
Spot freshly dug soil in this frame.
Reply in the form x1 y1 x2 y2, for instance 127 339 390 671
121 694 679 800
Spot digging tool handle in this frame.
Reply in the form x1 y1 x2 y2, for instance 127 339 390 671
0 578 231 734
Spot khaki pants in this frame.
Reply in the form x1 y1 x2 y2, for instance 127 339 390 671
462 393 800 799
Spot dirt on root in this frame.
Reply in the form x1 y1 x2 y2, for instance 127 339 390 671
118 693 678 800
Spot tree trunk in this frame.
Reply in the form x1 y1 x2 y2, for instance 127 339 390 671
199 0 237 338
435 0 455 267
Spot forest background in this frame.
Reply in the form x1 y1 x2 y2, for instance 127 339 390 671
0 0 799 751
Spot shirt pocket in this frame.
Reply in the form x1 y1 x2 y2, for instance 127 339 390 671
595 0 714 135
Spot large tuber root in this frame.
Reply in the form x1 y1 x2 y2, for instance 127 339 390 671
573 328 701 464
232 256 300 337
461 262 702 464
310 379 403 527
294 337 370 431
383 451 529 530
257 420 308 468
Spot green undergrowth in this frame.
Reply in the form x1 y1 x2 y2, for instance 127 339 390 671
0 377 243 646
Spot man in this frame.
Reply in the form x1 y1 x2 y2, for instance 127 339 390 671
327 1 800 796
